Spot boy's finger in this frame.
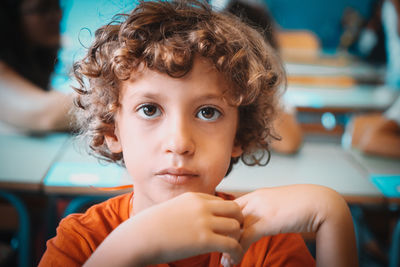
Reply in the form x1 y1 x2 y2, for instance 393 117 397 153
212 235 244 264
210 200 244 224
233 194 249 209
211 217 242 240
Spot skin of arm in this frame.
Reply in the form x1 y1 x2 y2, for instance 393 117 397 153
83 192 244 267
0 61 73 132
270 111 303 154
234 184 358 267
350 113 383 148
351 113 400 158
359 117 400 158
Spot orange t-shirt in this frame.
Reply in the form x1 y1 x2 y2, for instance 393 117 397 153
39 192 315 267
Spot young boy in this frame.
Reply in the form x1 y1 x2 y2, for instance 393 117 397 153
39 1 357 266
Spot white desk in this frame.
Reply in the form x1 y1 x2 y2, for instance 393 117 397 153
44 137 131 195
349 149 400 175
285 61 386 81
348 149 400 203
0 133 390 203
283 57 397 111
42 137 385 203
218 142 383 202
0 133 69 191
285 85 398 111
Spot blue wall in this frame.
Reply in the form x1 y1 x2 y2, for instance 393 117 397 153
265 0 378 49
56 0 379 76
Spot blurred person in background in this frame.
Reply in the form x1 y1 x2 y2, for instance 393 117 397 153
0 0 73 133
351 97 400 158
354 0 386 65
351 0 400 158
225 0 304 154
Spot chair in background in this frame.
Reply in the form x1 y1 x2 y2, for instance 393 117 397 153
277 30 321 62
62 195 111 217
389 217 400 267
0 190 30 267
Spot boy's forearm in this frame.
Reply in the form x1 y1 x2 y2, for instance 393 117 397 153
314 189 358 267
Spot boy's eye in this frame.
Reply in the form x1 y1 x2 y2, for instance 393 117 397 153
137 104 161 119
196 107 221 121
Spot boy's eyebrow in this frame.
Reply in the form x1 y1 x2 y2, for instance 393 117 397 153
196 93 224 101
127 92 161 101
127 91 225 102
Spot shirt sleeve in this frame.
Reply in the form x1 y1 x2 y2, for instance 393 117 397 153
38 216 95 267
38 194 130 267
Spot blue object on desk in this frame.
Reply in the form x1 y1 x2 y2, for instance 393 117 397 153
369 174 400 198
44 162 126 187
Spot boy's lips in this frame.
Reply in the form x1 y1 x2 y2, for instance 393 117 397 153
155 168 199 185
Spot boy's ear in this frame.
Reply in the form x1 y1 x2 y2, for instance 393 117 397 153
231 144 243 158
105 134 122 153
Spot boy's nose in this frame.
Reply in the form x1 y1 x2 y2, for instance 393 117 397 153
163 118 195 156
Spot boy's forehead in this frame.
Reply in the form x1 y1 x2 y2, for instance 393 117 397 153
120 57 233 100
127 57 218 81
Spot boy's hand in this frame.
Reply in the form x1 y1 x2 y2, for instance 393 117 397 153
234 185 331 252
234 185 357 267
132 192 244 265
85 192 244 267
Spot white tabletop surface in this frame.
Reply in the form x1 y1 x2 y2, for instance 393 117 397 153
284 85 398 110
348 149 400 175
284 61 386 79
0 133 386 199
218 141 382 198
0 133 69 190
48 136 383 198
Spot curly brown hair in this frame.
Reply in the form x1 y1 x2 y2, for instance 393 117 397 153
73 0 285 174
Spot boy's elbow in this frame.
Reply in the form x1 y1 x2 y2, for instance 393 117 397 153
317 185 350 223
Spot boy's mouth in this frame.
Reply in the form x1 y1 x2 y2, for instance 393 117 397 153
155 168 199 185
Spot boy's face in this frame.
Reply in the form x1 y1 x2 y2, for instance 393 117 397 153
106 57 242 212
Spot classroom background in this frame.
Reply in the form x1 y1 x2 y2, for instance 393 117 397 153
1 0 400 266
